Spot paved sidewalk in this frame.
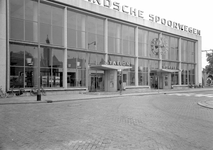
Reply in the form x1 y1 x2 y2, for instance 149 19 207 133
1 87 213 105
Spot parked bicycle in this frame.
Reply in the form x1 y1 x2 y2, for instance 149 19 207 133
0 86 15 98
30 86 46 96
16 87 27 96
0 86 7 98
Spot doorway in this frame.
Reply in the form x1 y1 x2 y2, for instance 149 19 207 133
90 73 104 92
150 73 158 89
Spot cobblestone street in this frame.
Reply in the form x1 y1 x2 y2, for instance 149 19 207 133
0 94 213 150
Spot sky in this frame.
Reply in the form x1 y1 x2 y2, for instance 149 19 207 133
112 0 213 68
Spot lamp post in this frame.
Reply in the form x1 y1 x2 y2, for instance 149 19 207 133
118 69 122 95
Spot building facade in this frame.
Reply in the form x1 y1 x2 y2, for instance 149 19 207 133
0 0 202 93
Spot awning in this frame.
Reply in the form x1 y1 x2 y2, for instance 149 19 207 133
90 64 132 70
151 69 180 73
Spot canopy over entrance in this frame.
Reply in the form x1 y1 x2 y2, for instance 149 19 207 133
151 69 180 73
90 64 132 70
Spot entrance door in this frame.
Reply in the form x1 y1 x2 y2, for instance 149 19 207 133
90 73 104 92
163 73 171 89
150 73 158 89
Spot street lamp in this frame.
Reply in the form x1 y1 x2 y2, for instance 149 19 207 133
118 69 122 95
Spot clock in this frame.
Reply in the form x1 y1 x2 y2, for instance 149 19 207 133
151 37 168 55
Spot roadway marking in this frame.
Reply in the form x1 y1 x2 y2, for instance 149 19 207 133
167 93 213 98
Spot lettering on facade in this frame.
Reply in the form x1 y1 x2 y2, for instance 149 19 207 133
85 0 201 35
106 60 130 66
162 65 178 70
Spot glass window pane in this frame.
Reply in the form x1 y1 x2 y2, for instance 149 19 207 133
78 53 86 69
67 29 76 48
52 6 64 26
97 18 104 35
25 45 38 67
108 37 115 53
10 18 24 40
97 35 104 52
77 69 86 87
40 46 52 67
25 21 38 42
67 10 76 29
52 26 64 46
76 13 86 31
10 67 24 88
40 23 51 44
10 44 24 66
97 54 105 65
25 67 38 88
67 51 77 69
77 31 86 49
89 53 97 65
40 68 51 87
88 33 96 51
123 39 129 55
10 0 24 19
86 16 96 33
52 49 64 68
25 0 38 21
40 3 51 24
52 68 63 87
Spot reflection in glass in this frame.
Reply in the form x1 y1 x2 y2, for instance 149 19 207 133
10 0 24 19
52 6 64 26
10 18 24 40
10 67 24 88
40 3 51 24
40 23 51 44
10 44 25 66
52 26 64 46
67 28 77 48
25 0 38 21
25 21 38 42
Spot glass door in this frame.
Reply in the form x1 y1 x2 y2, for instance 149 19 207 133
90 73 104 92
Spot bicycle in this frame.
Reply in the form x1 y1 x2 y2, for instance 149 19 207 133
0 86 7 98
16 87 27 97
6 86 15 98
30 86 46 96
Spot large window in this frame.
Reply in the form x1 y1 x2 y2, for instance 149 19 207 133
138 59 148 85
148 31 159 58
108 21 135 55
40 3 64 46
10 43 38 89
67 10 104 52
40 47 64 87
138 29 148 57
67 51 87 87
10 0 38 42
181 39 195 63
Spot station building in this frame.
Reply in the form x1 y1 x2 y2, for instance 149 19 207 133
0 0 202 93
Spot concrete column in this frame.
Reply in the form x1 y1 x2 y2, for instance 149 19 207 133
104 18 108 62
63 7 67 88
0 0 7 91
178 37 182 85
196 37 202 85
81 16 86 49
159 33 162 69
135 27 138 86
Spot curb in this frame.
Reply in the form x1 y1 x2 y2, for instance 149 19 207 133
0 88 213 105
197 101 213 109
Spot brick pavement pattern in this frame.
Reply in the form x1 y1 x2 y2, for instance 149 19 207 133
0 94 213 150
